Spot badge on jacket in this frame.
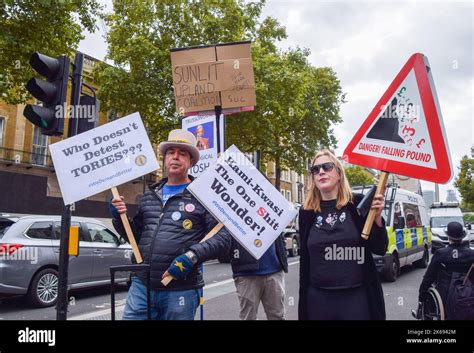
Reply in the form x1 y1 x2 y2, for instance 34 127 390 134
183 219 193 229
185 203 195 213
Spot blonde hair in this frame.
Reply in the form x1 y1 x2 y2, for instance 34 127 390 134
303 149 352 212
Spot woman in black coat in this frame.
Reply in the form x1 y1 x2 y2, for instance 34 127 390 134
298 149 388 320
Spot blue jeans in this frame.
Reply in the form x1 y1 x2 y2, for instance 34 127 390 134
122 276 200 320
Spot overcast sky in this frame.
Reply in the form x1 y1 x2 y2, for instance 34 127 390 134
79 0 473 201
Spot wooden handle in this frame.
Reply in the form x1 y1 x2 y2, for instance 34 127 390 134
161 276 173 286
464 263 474 285
111 186 143 263
361 172 389 240
161 222 225 286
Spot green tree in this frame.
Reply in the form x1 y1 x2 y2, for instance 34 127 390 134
94 1 344 191
227 47 345 190
0 0 102 104
94 0 286 142
345 166 374 187
454 155 474 210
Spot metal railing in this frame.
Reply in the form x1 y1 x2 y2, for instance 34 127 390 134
0 147 54 168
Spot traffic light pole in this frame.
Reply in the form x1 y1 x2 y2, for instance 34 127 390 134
56 204 71 320
56 52 84 321
68 52 84 137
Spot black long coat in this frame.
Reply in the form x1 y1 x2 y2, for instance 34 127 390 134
298 193 388 320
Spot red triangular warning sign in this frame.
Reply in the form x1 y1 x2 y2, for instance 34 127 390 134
343 53 452 184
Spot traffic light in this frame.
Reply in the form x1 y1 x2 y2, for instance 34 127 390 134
24 52 70 136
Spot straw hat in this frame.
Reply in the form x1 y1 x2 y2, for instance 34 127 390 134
158 129 200 166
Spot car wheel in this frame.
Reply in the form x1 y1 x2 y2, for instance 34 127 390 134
27 268 59 308
288 236 299 257
384 254 399 282
414 247 429 268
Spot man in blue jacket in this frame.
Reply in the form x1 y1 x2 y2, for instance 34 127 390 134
110 129 231 320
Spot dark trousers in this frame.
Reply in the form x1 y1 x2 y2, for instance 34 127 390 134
306 284 370 320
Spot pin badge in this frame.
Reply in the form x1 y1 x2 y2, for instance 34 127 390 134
185 203 196 213
183 219 193 230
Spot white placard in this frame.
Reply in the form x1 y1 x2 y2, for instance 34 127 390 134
182 114 224 177
188 144 297 259
49 112 159 205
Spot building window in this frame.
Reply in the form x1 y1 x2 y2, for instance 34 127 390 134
0 116 5 147
31 126 49 165
286 190 292 201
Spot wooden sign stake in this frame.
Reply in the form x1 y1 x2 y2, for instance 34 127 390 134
361 171 389 240
111 186 143 263
161 222 224 286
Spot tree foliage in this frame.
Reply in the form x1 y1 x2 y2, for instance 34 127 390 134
227 46 344 189
454 155 474 209
94 0 286 142
94 0 345 189
0 0 102 104
345 166 374 187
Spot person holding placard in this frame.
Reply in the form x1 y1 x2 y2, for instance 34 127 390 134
110 129 231 320
298 149 388 320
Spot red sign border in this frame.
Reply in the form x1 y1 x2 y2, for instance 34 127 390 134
343 53 452 184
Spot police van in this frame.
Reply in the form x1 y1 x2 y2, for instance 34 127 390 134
353 186 432 282
429 202 469 253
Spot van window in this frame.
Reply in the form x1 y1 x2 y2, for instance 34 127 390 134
392 202 405 230
26 222 53 239
431 216 464 228
402 203 422 228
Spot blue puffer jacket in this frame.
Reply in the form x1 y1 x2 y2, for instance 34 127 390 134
112 177 231 290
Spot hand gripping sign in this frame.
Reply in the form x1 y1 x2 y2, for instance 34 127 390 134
161 144 297 285
343 53 452 239
49 112 160 263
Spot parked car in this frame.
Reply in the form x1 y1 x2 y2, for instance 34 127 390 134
283 227 299 257
352 186 432 282
0 215 132 307
283 204 300 257
430 202 470 253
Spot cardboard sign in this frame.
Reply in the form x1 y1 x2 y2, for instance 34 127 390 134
171 42 256 114
187 145 297 259
343 53 452 184
182 114 224 177
49 112 160 205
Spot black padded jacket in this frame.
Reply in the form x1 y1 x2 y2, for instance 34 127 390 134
113 177 231 290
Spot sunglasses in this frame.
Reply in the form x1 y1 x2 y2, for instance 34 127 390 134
309 162 335 175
